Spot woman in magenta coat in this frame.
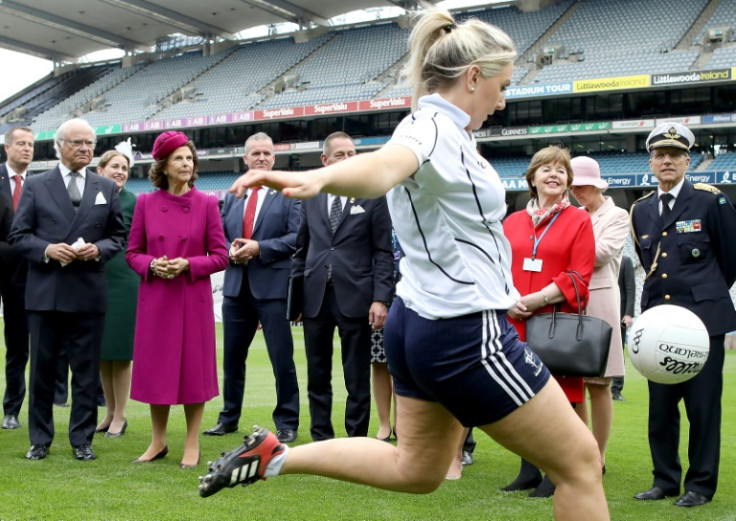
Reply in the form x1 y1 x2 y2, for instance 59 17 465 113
126 131 228 468
502 145 595 497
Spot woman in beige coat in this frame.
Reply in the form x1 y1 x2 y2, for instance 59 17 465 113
570 156 629 471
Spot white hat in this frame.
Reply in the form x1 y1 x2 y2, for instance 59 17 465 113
646 122 695 152
570 156 608 190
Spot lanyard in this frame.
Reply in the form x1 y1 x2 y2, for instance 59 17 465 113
532 211 560 259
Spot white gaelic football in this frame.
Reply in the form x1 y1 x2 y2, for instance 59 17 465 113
627 304 710 384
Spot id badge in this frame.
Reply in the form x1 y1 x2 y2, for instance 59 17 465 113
523 257 543 272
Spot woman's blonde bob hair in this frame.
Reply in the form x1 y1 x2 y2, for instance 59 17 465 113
403 5 517 109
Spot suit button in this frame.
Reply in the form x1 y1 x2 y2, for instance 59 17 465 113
664 295 671 300
661 252 668 258
662 273 668 279
662 231 668 237
330 247 335 251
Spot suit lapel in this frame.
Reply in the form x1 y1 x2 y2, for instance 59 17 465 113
229 196 246 237
77 174 101 218
644 192 662 231
318 193 330 229
253 188 275 237
46 168 77 222
0 164 10 197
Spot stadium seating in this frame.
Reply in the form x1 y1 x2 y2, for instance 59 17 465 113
710 152 736 171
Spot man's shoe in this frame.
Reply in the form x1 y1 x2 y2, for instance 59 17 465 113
203 423 237 436
276 428 297 443
674 491 710 507
26 444 49 460
54 401 69 407
461 450 474 466
2 415 20 429
199 426 286 498
73 444 96 461
634 486 678 500
612 392 625 401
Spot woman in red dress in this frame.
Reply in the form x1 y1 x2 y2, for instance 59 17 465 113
502 146 595 497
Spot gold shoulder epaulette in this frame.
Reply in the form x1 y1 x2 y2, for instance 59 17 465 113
629 191 654 249
694 182 720 194
632 191 655 204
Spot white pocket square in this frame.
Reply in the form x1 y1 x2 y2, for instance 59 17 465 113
94 192 107 205
350 205 365 215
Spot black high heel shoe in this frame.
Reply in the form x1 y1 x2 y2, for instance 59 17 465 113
133 445 168 463
105 419 128 438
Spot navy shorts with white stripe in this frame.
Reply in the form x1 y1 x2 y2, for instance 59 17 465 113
384 297 550 426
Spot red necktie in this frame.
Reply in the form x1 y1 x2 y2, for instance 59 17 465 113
243 186 260 239
12 175 22 210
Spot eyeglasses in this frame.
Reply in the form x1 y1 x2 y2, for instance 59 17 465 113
60 139 96 149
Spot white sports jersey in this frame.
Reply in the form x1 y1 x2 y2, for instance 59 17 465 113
386 93 520 319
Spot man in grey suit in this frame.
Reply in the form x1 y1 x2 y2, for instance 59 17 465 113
0 126 34 430
204 133 301 443
9 118 125 461
291 131 394 441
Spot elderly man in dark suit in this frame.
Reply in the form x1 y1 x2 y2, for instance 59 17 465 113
0 126 34 430
630 122 736 507
204 132 301 443
9 118 125 461
292 131 394 441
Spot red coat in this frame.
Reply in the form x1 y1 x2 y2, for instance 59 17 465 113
503 205 595 403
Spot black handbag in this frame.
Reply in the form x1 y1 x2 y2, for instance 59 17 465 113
525 272 612 377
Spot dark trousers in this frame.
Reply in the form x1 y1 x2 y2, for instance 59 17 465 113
0 280 28 416
219 277 299 430
611 324 626 394
27 311 103 447
648 334 724 499
53 350 104 406
304 285 371 440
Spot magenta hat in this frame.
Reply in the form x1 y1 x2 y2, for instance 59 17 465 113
570 156 608 190
151 131 189 161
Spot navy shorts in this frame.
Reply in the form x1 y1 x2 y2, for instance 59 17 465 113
383 297 551 427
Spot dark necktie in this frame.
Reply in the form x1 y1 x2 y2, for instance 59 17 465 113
243 186 260 239
660 193 673 218
330 196 342 235
12 174 22 210
68 171 82 208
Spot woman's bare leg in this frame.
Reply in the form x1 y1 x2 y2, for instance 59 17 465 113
480 380 609 521
108 360 131 433
282 395 462 493
372 363 393 440
445 426 469 480
137 404 169 461
183 403 204 466
96 360 114 431
586 381 613 466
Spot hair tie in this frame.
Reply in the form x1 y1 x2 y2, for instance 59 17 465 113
443 24 456 34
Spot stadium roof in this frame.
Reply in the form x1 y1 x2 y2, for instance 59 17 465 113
0 0 429 63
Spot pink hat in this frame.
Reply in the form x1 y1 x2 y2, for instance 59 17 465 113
152 131 189 161
570 156 608 190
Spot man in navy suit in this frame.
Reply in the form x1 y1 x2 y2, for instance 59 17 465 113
9 118 125 461
292 132 394 440
0 126 34 430
630 122 736 507
204 132 301 443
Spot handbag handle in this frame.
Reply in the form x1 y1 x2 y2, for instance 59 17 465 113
546 273 586 342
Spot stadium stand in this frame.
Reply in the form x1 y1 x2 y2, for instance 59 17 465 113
692 0 736 45
532 0 708 83
258 24 409 109
154 35 331 120
710 152 736 171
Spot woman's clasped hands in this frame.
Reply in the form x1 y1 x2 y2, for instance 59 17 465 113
150 255 189 280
